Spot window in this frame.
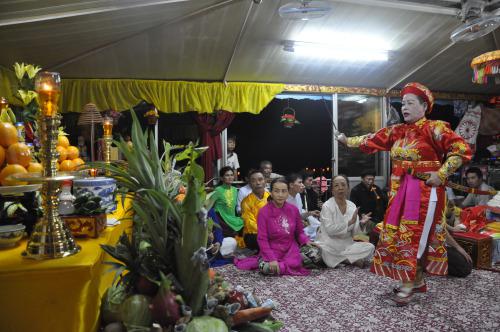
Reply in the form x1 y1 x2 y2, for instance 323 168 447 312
337 95 383 176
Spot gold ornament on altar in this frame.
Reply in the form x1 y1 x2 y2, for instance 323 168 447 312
102 117 113 175
16 71 81 259
471 50 500 84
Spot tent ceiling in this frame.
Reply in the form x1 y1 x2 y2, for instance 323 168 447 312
0 0 499 94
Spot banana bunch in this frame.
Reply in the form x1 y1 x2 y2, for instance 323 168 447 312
0 106 16 124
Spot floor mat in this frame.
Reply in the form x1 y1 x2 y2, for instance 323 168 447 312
216 265 500 332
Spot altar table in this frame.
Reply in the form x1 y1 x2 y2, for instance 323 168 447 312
0 199 132 332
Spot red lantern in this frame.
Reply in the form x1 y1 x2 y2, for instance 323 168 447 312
280 107 300 128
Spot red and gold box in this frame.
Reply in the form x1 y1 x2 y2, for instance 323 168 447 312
62 213 107 238
452 231 492 269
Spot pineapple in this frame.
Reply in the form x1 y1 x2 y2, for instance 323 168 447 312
94 111 209 315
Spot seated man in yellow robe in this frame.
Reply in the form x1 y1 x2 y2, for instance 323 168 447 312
241 170 270 251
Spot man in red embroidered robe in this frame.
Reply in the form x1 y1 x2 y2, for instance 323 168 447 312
338 82 472 305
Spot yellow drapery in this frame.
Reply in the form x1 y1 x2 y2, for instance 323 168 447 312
62 79 284 114
0 65 284 114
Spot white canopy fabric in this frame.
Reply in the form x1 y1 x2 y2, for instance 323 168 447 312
0 0 498 94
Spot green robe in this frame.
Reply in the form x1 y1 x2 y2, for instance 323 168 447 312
213 185 244 231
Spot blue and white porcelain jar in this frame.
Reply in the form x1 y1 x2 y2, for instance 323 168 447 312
72 177 117 213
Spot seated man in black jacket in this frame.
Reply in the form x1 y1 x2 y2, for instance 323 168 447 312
349 171 387 234
300 171 322 212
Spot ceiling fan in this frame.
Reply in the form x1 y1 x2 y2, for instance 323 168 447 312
450 0 500 42
278 0 332 20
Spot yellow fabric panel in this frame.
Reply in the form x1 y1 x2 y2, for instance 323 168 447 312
486 221 500 232
0 65 284 114
61 79 284 114
0 198 132 332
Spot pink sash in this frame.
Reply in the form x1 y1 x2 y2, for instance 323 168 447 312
386 174 421 226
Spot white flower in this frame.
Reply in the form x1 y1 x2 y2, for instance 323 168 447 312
26 65 42 79
17 90 38 105
13 62 27 80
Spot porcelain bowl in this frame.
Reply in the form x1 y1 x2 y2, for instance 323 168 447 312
73 177 117 213
0 224 26 248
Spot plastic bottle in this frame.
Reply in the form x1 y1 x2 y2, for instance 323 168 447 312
58 180 75 215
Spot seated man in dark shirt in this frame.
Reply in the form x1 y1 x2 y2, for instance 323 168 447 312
300 171 322 212
349 171 387 234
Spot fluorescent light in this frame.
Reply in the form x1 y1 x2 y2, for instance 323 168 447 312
284 41 388 61
297 31 391 49
284 31 391 62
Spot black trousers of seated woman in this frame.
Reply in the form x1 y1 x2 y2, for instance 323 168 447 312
216 211 243 238
447 246 472 278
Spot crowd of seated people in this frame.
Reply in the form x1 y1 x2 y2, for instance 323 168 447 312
206 162 477 280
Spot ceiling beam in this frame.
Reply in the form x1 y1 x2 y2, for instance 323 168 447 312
48 0 239 71
332 0 460 15
222 0 255 83
0 0 191 27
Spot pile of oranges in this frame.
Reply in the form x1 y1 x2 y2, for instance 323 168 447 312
56 135 84 172
0 122 85 186
0 122 41 186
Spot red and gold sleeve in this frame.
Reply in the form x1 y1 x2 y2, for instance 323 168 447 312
434 123 472 182
346 126 393 153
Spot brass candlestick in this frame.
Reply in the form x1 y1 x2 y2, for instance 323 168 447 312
21 72 80 259
103 117 113 175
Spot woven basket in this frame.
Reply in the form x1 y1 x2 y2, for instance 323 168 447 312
77 103 103 126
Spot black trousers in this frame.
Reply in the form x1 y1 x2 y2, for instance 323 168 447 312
447 246 472 278
244 234 259 251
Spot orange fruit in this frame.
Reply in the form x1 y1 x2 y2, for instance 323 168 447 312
0 164 28 186
59 159 75 171
0 122 18 148
66 146 79 160
56 146 67 162
72 157 85 168
174 193 185 203
6 142 31 168
58 135 70 148
27 162 43 173
0 145 5 167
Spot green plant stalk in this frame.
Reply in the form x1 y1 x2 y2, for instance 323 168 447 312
92 111 209 315
175 145 209 315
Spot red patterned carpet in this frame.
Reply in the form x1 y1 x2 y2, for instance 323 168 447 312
216 265 500 332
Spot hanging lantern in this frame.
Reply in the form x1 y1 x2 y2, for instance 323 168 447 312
280 107 300 128
471 50 500 84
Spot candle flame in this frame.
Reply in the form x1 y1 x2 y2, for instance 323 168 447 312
41 83 53 91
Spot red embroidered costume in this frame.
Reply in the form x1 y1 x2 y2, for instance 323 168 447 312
347 83 472 282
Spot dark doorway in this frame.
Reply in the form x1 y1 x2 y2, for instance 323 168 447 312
228 96 333 178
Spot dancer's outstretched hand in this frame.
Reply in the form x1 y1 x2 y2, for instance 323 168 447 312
336 131 347 145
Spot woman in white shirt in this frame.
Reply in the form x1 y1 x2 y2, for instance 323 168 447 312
316 175 375 268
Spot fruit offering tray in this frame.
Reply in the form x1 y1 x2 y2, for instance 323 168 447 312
0 184 41 196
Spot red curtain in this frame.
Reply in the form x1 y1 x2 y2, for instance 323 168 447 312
194 110 235 182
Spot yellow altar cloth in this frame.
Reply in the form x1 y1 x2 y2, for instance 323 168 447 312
0 198 132 332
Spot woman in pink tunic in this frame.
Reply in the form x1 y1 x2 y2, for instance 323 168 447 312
235 178 312 276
